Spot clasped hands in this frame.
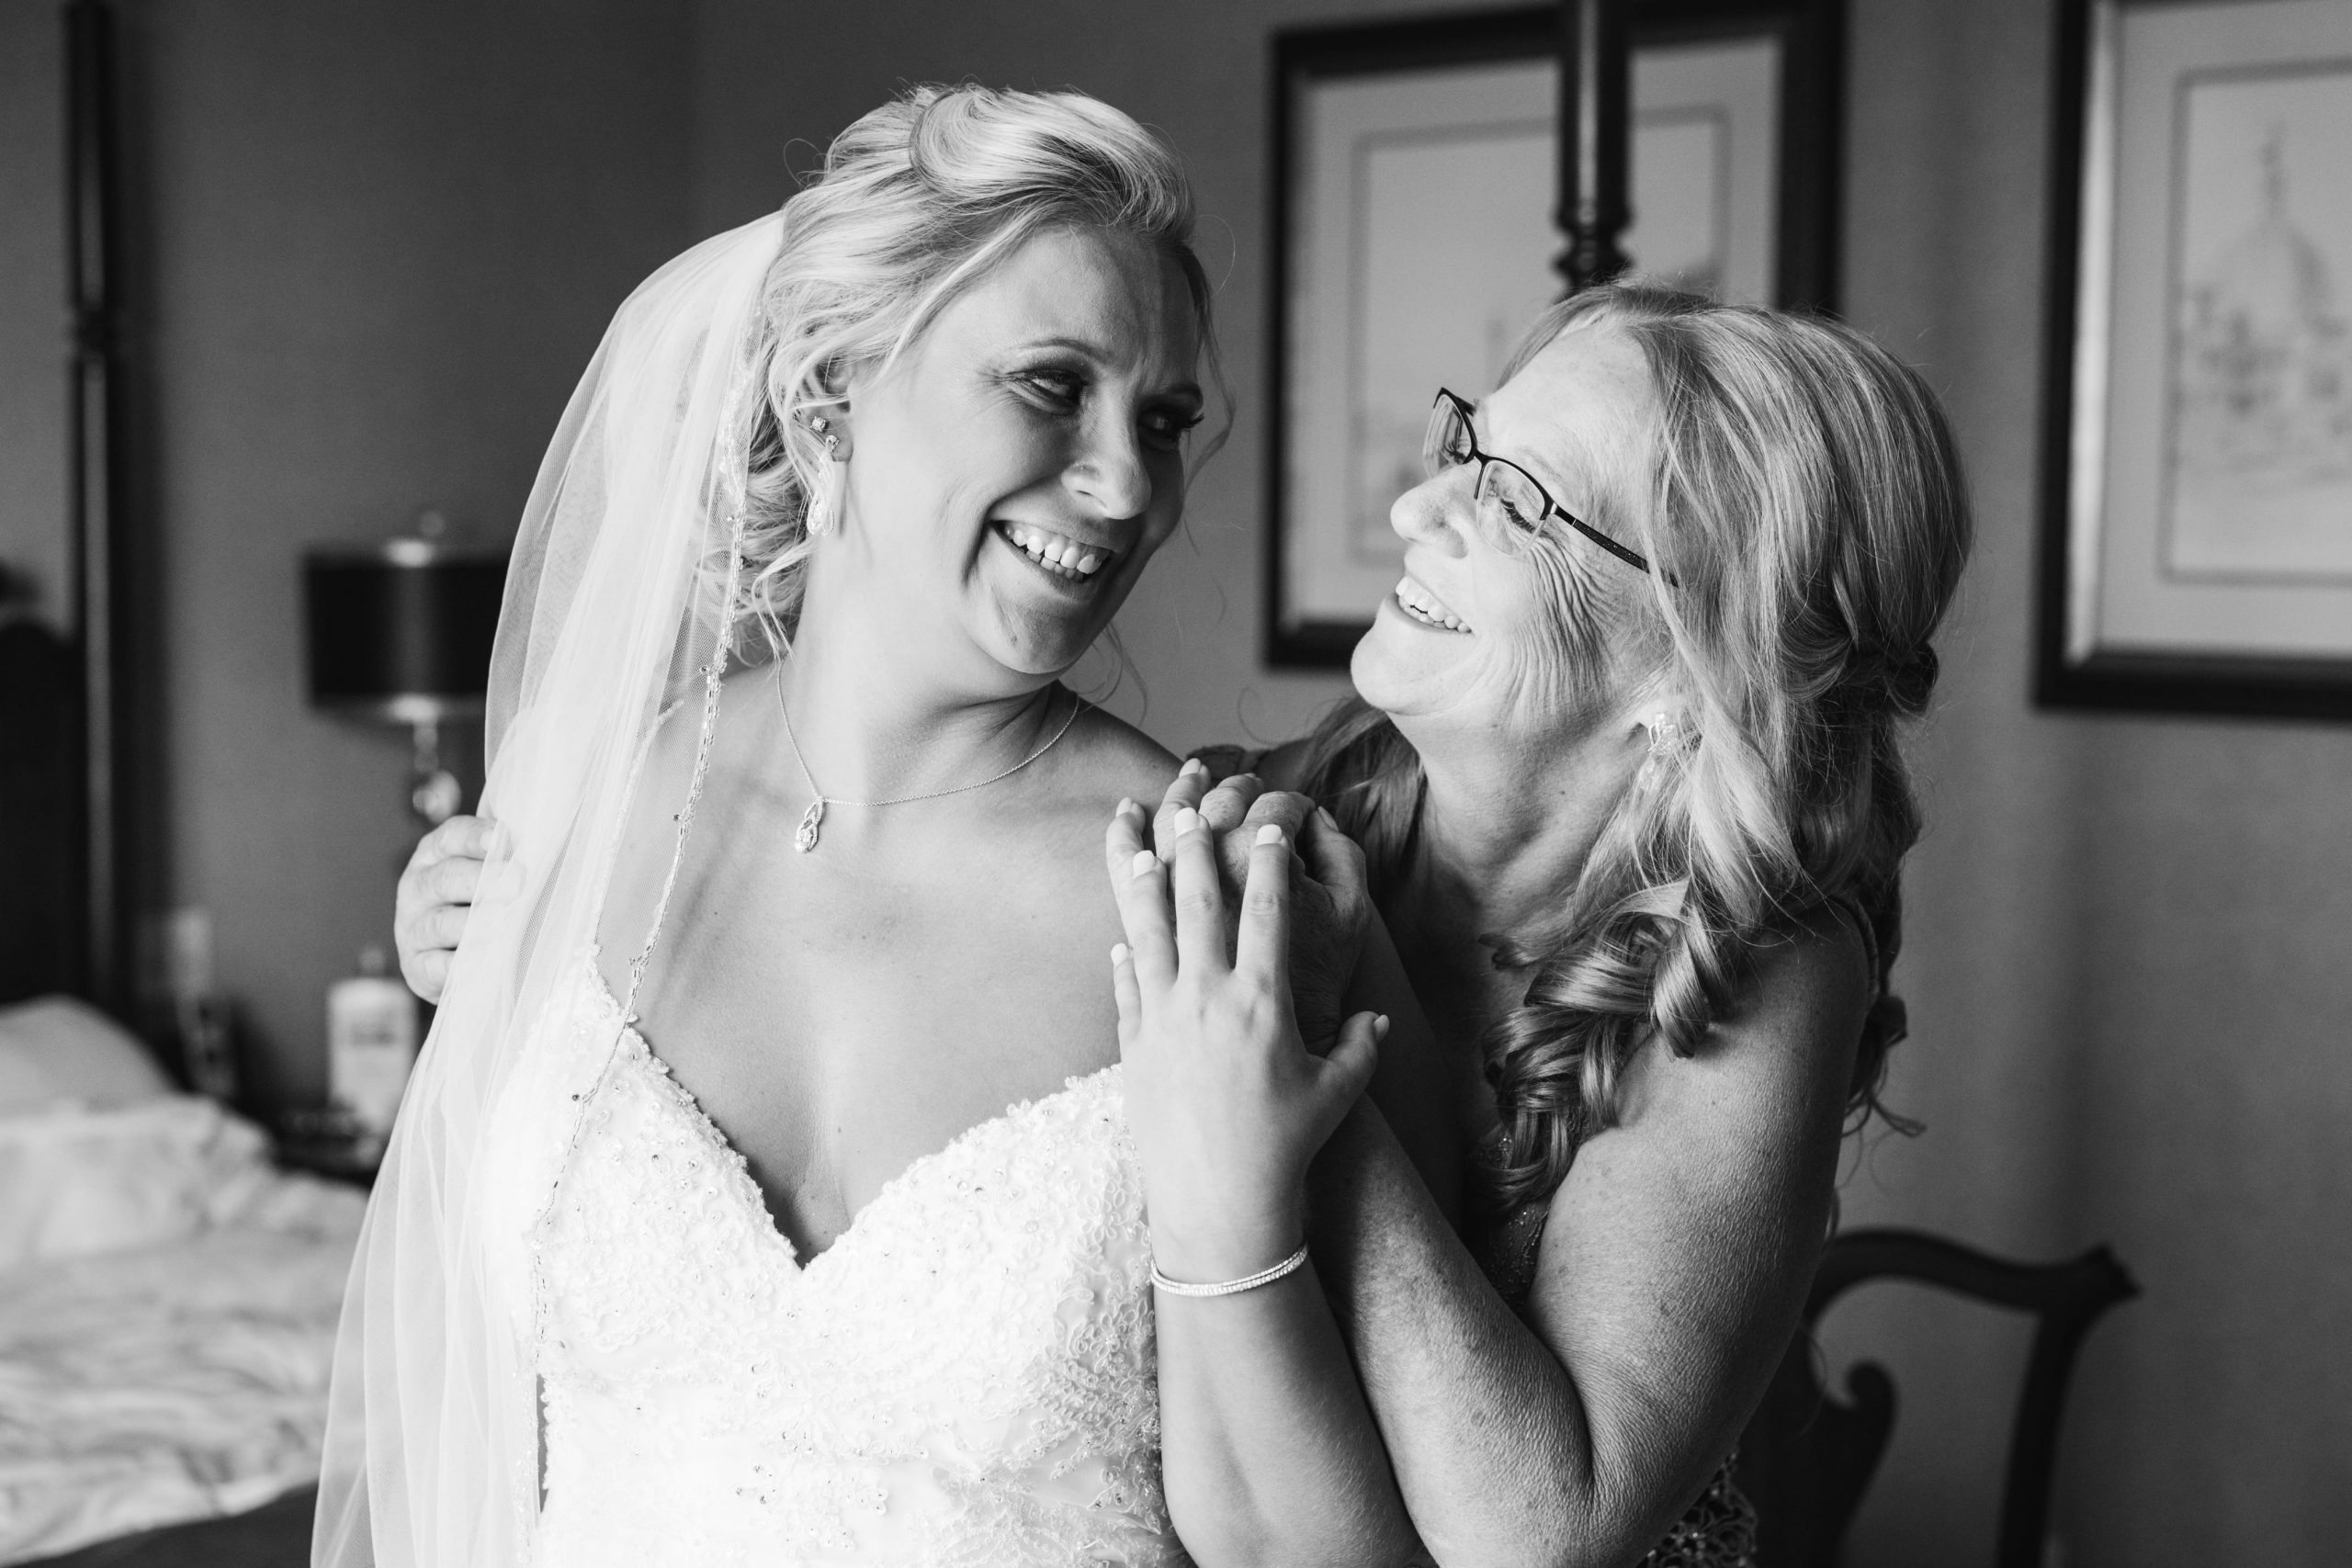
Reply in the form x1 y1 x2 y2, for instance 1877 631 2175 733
1103 761 1387 1287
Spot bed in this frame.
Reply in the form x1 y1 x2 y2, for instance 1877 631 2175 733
0 996 361 1567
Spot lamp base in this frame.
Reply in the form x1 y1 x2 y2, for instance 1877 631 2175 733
412 766 462 824
408 719 463 825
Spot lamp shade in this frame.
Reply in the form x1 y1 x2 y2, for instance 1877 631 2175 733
303 538 505 723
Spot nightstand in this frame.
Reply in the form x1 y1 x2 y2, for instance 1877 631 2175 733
274 1108 384 1187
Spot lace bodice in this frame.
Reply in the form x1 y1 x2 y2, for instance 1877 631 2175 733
489 954 1182 1567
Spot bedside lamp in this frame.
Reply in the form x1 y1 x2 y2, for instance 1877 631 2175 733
303 513 505 824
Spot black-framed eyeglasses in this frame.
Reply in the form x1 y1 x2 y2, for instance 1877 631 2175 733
1422 388 1656 578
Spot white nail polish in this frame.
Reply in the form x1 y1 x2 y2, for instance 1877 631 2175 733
1131 850 1159 877
1174 807 1202 835
1112 943 1129 964
1255 824 1283 846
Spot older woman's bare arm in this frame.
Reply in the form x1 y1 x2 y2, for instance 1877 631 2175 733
1313 927 1870 1567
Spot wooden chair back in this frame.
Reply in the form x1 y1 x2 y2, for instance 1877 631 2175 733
1736 1226 2138 1568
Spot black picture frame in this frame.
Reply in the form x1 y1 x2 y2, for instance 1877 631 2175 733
2035 0 2352 722
1263 0 1847 668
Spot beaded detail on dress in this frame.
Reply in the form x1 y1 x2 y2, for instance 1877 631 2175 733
503 953 1184 1567
1475 1199 1758 1568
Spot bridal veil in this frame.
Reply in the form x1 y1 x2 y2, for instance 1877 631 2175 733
313 214 782 1567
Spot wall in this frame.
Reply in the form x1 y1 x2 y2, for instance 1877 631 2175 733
1818 1 2352 1563
1822 0 2098 1557
0 2 70 627
120 0 694 1103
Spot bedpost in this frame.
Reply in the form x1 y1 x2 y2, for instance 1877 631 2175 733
1555 0 1634 296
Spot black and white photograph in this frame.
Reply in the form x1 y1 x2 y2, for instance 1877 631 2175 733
1 3 2346 1567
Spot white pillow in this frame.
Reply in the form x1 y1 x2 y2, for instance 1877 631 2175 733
0 995 175 1118
0 1096 276 1268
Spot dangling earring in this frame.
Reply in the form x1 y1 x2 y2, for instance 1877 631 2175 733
806 460 842 536
796 407 852 535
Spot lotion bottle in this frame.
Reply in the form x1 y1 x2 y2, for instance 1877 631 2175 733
328 945 419 1137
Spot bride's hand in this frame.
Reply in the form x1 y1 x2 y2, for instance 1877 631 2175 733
1104 798 1385 1282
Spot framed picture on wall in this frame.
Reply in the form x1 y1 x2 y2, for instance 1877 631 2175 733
1264 0 1845 667
2038 0 2352 719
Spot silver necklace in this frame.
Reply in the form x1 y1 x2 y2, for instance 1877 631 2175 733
774 667 1081 852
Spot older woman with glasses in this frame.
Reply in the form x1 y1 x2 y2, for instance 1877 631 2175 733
396 282 1968 1566
1109 282 1971 1566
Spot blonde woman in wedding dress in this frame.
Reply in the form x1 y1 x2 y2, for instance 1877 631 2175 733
318 85 1447 1568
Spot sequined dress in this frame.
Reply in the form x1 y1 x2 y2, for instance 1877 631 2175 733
482 953 1183 1567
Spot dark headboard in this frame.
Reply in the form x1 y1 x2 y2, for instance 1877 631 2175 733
0 611 83 1002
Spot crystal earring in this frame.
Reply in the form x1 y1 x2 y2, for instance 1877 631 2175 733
1645 712 1682 756
798 408 851 462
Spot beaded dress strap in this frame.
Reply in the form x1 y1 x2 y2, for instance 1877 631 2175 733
527 509 752 1430
621 570 742 1028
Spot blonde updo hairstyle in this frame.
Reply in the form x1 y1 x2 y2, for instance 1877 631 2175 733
1305 285 1973 1211
734 84 1216 649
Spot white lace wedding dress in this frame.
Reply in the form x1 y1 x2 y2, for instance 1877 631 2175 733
478 952 1184 1567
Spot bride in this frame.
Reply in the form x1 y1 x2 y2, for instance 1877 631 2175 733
315 85 1434 1567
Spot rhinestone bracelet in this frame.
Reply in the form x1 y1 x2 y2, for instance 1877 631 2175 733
1149 1241 1311 1299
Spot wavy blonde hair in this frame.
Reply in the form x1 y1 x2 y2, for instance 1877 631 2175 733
729 83 1216 650
1304 285 1973 1211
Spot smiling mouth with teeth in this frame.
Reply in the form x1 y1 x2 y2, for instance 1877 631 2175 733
1394 574 1472 633
1000 521 1114 583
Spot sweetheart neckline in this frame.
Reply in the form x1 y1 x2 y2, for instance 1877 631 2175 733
577 953 1121 1271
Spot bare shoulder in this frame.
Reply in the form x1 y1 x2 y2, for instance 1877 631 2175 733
1526 917 1874 1470
1716 909 1875 1071
1608 912 1872 1149
1537 917 1873 1319
1051 700 1181 811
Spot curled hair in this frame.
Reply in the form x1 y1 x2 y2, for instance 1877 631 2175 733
1305 285 1972 1211
729 83 1217 649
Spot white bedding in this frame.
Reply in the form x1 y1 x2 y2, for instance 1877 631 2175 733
0 1093 365 1564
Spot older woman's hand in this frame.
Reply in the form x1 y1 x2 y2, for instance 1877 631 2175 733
394 815 499 1004
1149 762 1370 1057
1104 796 1385 1283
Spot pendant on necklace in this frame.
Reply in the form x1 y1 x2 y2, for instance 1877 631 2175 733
795 797 826 853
